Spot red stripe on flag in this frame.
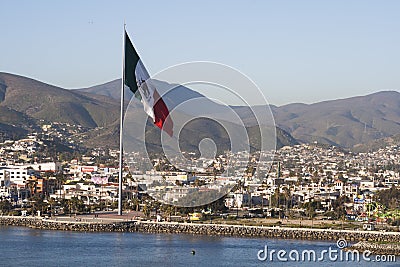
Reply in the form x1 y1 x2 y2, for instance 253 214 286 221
153 90 173 137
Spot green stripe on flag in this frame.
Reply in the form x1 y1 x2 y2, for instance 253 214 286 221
124 32 140 94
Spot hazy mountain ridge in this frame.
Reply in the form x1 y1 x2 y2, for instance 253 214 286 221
0 73 120 128
2 72 398 151
78 79 131 101
272 91 400 147
81 78 400 149
353 133 400 153
0 73 297 151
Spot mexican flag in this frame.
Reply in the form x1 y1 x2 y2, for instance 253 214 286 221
124 31 173 136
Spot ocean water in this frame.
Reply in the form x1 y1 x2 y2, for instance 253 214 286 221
0 226 397 266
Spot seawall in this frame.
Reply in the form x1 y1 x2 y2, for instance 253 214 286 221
1 216 400 243
349 241 400 255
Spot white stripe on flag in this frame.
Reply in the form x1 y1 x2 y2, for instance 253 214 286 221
135 59 155 120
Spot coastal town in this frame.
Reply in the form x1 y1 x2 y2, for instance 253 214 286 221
1 122 399 231
2 1 400 265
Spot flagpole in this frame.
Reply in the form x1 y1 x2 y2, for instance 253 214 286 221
118 22 126 216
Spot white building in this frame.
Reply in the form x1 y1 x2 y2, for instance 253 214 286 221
0 167 33 186
25 162 62 172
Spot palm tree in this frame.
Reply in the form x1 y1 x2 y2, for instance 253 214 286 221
30 195 45 216
142 204 150 219
55 172 66 198
26 179 37 198
47 198 57 217
282 186 292 218
0 200 12 215
68 197 84 215
131 197 140 211
163 205 174 221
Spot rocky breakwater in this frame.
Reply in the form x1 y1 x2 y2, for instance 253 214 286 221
0 216 138 232
135 222 400 243
349 241 400 255
0 216 41 227
1 216 400 244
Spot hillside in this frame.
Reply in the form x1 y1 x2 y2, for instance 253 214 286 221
272 91 400 147
0 73 120 128
353 133 400 153
77 79 131 100
11 72 400 152
0 73 298 152
81 77 400 149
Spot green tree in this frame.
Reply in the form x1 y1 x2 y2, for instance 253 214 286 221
69 197 85 214
30 195 46 216
142 204 150 218
374 186 400 209
302 201 320 219
331 195 350 219
0 200 12 214
131 198 140 211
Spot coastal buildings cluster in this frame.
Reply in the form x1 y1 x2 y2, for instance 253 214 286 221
1 129 399 225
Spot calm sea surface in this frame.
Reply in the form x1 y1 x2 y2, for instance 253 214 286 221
0 226 397 266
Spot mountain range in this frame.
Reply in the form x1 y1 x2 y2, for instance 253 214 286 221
80 77 400 150
1 72 399 153
271 91 400 148
0 73 296 154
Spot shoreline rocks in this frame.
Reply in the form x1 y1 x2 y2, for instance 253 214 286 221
1 216 400 244
349 241 400 255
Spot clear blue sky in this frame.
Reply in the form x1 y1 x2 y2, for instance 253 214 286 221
1 0 399 106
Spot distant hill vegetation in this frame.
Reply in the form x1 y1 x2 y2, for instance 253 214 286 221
0 72 298 152
353 133 400 153
0 73 120 128
271 91 400 148
80 77 400 150
2 72 399 151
